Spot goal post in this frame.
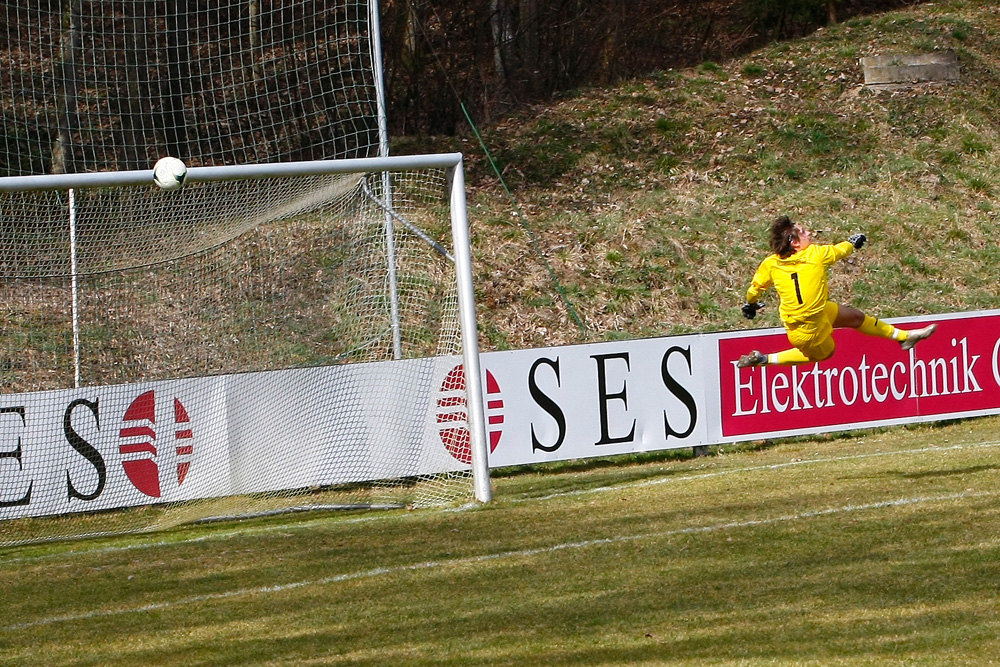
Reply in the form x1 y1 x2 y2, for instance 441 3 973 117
0 153 491 546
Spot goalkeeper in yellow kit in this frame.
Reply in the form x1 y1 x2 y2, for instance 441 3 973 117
737 216 936 368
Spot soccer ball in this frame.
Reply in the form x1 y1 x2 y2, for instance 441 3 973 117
152 156 188 191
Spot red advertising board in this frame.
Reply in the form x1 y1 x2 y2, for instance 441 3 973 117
719 312 1000 438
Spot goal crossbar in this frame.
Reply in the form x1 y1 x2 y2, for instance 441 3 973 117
0 154 468 192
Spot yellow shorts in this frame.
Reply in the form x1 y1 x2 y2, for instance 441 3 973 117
785 301 839 362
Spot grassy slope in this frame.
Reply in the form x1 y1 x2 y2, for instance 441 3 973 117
444 0 1000 351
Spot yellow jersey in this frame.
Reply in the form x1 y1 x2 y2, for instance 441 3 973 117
746 241 854 325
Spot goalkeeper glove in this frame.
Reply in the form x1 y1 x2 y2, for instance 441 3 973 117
848 233 866 250
741 302 764 319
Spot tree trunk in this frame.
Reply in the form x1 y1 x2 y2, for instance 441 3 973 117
249 0 262 81
52 0 81 174
123 2 151 170
519 0 539 94
163 0 191 159
490 0 512 80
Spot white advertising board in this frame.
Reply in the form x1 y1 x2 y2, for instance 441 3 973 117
0 357 470 520
4 309 1000 521
480 335 709 467
481 308 1000 468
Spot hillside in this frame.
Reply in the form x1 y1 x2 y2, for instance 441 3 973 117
429 0 1000 351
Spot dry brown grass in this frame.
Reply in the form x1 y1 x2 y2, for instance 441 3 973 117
445 0 1000 350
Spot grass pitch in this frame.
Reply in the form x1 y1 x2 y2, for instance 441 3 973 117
3 415 1000 665
5 2 1000 664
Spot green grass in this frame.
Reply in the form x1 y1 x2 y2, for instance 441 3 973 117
4 415 1000 665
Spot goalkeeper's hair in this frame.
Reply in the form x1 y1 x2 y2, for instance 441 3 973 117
770 215 797 258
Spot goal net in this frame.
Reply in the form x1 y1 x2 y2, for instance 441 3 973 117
0 155 491 546
1 0 384 175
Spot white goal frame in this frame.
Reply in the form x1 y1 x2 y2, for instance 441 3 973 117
0 152 493 504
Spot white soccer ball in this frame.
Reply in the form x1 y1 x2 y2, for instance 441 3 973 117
153 156 188 191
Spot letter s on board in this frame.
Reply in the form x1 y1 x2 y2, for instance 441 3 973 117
64 398 106 502
529 357 566 453
662 345 697 440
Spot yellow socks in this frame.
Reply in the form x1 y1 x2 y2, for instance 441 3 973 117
772 348 811 365
858 315 904 342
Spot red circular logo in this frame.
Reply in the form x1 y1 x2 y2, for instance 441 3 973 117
437 365 503 464
119 390 194 497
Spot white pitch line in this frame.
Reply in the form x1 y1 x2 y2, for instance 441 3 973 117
3 439 999 567
521 440 1000 503
0 511 401 566
2 488 994 632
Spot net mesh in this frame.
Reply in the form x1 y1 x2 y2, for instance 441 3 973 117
2 0 380 176
0 169 474 546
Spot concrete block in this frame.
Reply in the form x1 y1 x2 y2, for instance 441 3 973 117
860 51 959 87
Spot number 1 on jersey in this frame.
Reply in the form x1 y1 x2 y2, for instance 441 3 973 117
791 272 804 305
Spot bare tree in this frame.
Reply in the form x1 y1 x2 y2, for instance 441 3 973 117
490 0 514 80
249 0 262 81
519 0 540 93
162 0 191 159
122 2 151 170
52 0 82 174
